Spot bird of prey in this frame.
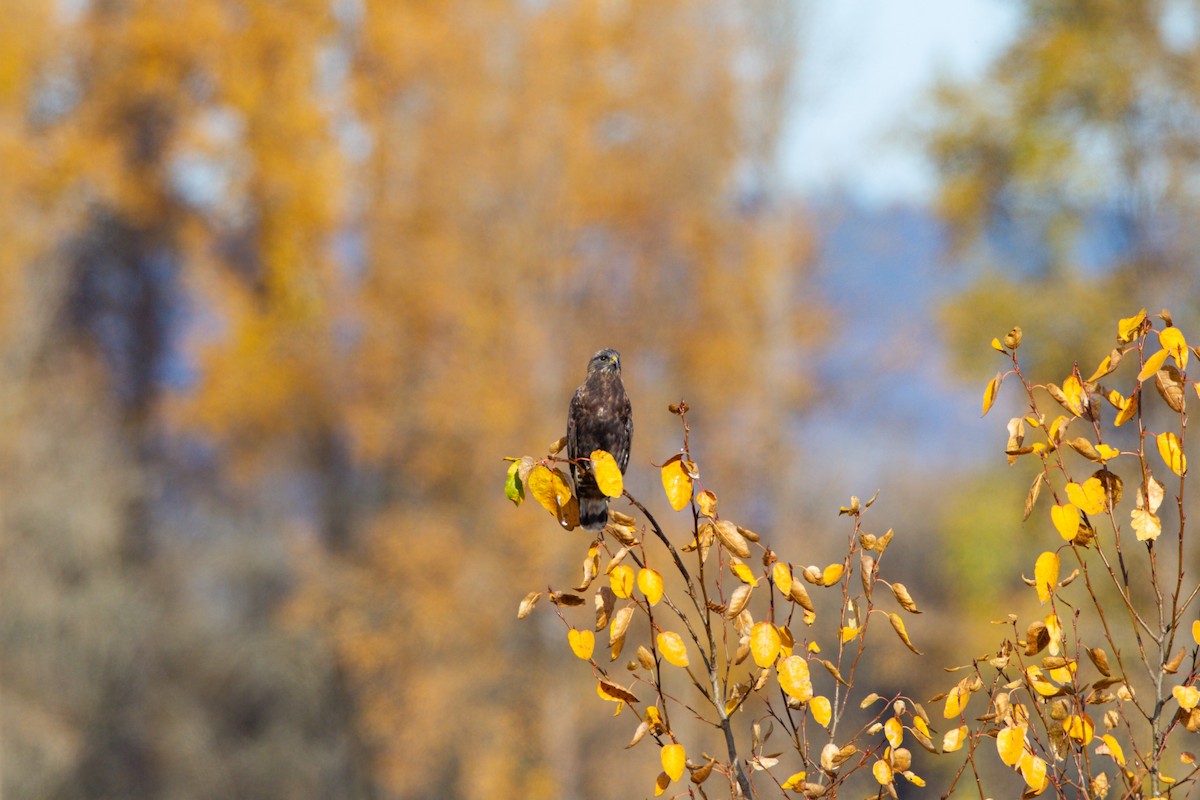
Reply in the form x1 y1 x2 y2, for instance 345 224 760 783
567 348 632 531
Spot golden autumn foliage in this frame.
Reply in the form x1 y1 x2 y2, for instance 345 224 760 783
2 0 817 797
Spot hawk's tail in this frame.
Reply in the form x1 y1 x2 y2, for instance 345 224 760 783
579 498 609 531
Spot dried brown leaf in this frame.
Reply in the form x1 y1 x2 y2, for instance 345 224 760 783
890 582 921 614
518 591 542 619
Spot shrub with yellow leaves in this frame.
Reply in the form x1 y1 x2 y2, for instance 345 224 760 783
506 403 927 797
941 309 1200 798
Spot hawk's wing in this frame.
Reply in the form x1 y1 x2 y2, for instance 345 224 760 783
566 385 583 487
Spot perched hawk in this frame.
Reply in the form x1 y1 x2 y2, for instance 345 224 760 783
567 348 632 531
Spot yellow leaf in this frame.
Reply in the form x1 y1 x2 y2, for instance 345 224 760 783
872 759 893 785
1027 666 1061 697
1049 660 1076 683
653 772 669 796
1161 327 1189 370
1114 393 1138 427
840 625 860 643
781 771 807 790
637 568 664 606
944 684 971 719
749 621 782 668
1062 375 1085 416
885 717 903 748
1032 554 1060 604
1158 432 1187 476
568 628 595 660
1065 479 1106 515
730 559 759 586
822 563 844 586
772 562 793 596
914 716 930 738
657 632 689 667
725 584 752 618
609 565 635 598
1099 733 1125 766
982 373 1002 416
1138 348 1170 382
1064 714 1094 745
1132 508 1162 542
1019 752 1049 794
661 743 686 782
1174 685 1200 711
777 655 813 703
660 455 693 511
527 464 571 516
1095 443 1120 461
889 613 922 654
943 725 968 753
997 725 1026 767
810 696 832 727
1089 350 1123 382
696 489 717 517
1118 309 1147 342
1192 620 1200 647
590 450 624 498
991 337 1006 352
713 520 751 558
778 625 795 657
596 680 636 704
1050 504 1081 541
902 772 926 787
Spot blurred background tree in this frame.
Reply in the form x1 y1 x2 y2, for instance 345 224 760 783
1 1 815 798
930 0 1200 377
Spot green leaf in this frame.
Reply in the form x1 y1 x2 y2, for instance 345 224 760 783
505 460 524 506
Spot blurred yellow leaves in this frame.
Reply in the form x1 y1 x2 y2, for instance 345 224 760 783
590 450 623 498
660 455 694 511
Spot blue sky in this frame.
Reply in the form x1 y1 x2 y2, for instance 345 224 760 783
783 0 1020 204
